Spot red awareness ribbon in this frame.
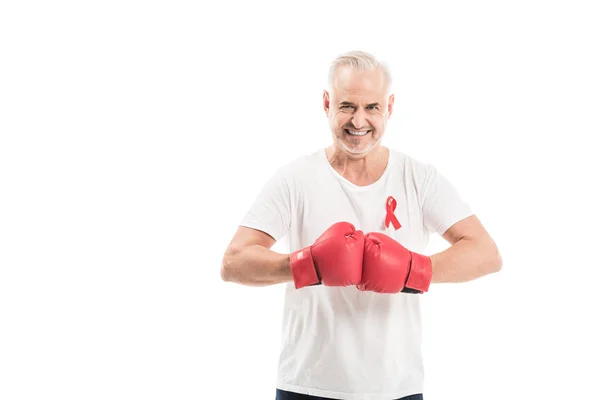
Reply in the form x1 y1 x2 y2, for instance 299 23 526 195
385 196 401 230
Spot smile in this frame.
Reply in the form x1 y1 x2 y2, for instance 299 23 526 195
345 129 370 136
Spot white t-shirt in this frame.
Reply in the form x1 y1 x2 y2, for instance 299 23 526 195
240 148 473 400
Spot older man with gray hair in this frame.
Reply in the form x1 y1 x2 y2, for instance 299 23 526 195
221 50 502 400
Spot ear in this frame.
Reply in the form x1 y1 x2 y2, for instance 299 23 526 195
387 94 395 117
323 90 330 115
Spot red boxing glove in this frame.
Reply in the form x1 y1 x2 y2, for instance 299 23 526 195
358 232 432 294
290 222 365 289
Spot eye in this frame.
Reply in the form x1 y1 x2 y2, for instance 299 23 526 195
366 105 379 111
340 105 353 109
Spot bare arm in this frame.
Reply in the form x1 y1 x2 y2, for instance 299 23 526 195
220 226 292 287
429 215 503 283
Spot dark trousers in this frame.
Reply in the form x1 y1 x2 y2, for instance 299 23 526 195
276 388 423 400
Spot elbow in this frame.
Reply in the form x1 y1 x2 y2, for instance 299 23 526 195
488 249 503 274
220 254 233 282
481 235 503 275
220 261 230 282
220 247 240 282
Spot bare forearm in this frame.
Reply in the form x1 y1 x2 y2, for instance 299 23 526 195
221 245 292 286
429 238 502 283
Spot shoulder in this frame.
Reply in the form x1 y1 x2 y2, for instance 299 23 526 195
388 148 436 183
271 149 326 181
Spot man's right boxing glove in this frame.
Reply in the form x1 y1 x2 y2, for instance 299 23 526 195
290 222 365 289
358 232 432 294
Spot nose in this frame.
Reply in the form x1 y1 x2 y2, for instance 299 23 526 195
351 108 367 129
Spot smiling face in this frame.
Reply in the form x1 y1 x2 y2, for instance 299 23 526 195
324 65 394 158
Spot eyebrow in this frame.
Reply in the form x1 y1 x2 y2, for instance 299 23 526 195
339 101 381 108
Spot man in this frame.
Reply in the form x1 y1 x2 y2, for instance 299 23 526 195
221 50 502 400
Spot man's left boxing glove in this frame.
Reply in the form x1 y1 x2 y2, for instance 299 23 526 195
290 222 365 289
358 232 432 294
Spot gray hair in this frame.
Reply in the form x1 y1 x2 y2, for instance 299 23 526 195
327 50 392 93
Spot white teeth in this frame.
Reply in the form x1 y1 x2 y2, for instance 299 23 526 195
347 130 369 136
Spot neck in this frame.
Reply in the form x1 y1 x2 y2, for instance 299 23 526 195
326 145 389 186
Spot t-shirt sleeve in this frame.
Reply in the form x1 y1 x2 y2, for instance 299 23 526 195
238 168 292 242
421 165 474 236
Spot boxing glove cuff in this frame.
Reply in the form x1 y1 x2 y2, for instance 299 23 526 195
290 247 320 289
404 252 432 293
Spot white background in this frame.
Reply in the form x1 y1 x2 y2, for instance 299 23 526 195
1 1 599 399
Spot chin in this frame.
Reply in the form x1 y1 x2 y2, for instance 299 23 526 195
336 137 381 157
